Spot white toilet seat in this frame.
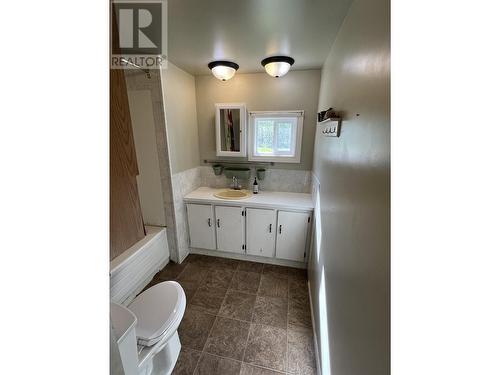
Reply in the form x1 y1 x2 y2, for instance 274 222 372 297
128 281 186 347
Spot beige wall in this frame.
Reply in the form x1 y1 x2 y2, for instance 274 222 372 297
308 0 390 374
128 89 167 227
195 70 321 170
162 62 200 174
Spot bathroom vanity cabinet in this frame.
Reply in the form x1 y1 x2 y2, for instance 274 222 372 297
184 187 313 266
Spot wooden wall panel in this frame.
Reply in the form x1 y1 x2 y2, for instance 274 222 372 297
110 59 146 260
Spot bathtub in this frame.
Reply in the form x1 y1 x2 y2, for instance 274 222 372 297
110 226 170 306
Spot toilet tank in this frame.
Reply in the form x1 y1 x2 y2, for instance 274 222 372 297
111 303 139 375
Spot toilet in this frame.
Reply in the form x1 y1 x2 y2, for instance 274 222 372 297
111 281 186 375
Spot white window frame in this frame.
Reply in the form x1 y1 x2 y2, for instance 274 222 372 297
248 110 304 163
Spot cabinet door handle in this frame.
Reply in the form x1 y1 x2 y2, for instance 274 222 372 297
208 218 211 227
279 224 282 234
217 219 220 228
269 224 272 233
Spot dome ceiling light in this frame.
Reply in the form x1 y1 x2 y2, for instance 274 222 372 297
261 56 295 78
208 61 239 81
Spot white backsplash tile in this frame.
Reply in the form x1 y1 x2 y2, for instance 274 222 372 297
171 167 201 262
198 166 311 193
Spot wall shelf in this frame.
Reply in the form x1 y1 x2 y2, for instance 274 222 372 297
317 117 341 125
203 159 275 166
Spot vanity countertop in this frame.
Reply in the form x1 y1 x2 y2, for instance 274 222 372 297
184 187 314 211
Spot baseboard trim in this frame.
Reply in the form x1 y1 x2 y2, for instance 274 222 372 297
188 247 307 269
308 280 322 375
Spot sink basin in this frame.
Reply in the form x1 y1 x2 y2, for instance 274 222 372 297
214 189 253 200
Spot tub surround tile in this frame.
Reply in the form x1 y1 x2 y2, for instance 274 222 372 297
204 317 251 360
219 290 257 322
193 353 241 375
244 324 287 372
252 296 288 329
178 308 216 351
287 326 316 374
172 348 201 375
258 274 288 299
230 271 262 294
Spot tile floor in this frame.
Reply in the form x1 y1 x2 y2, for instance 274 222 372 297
143 254 317 375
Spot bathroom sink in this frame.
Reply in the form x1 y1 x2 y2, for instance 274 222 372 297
214 189 252 200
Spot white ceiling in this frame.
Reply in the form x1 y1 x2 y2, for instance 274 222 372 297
168 0 353 75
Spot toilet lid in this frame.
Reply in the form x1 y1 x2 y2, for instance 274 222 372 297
128 281 185 345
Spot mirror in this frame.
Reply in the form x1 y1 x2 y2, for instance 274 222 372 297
215 103 247 157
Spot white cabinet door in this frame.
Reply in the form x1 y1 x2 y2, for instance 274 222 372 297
215 206 245 253
186 204 216 250
276 211 310 262
246 208 276 258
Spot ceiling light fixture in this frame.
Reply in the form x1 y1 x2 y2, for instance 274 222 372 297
261 56 295 78
208 61 239 81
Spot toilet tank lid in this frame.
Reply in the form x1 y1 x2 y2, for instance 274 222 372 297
128 281 185 342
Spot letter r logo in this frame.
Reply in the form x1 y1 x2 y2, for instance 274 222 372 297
112 2 162 55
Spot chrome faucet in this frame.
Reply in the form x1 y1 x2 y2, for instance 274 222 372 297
232 176 242 190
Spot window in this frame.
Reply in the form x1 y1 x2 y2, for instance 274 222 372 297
248 111 304 163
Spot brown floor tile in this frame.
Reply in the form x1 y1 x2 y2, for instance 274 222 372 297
203 268 235 289
177 264 210 286
244 323 287 372
262 264 290 278
288 279 309 305
172 348 201 375
287 267 307 280
237 261 264 274
230 271 261 294
190 285 227 314
240 363 283 375
178 308 216 351
288 299 312 329
186 254 216 268
205 317 251 360
287 326 316 374
211 257 241 270
252 296 288 329
258 273 288 298
219 290 257 322
157 261 187 280
175 280 198 304
193 353 241 375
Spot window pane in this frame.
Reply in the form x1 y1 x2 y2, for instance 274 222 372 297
256 119 274 154
277 121 292 152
